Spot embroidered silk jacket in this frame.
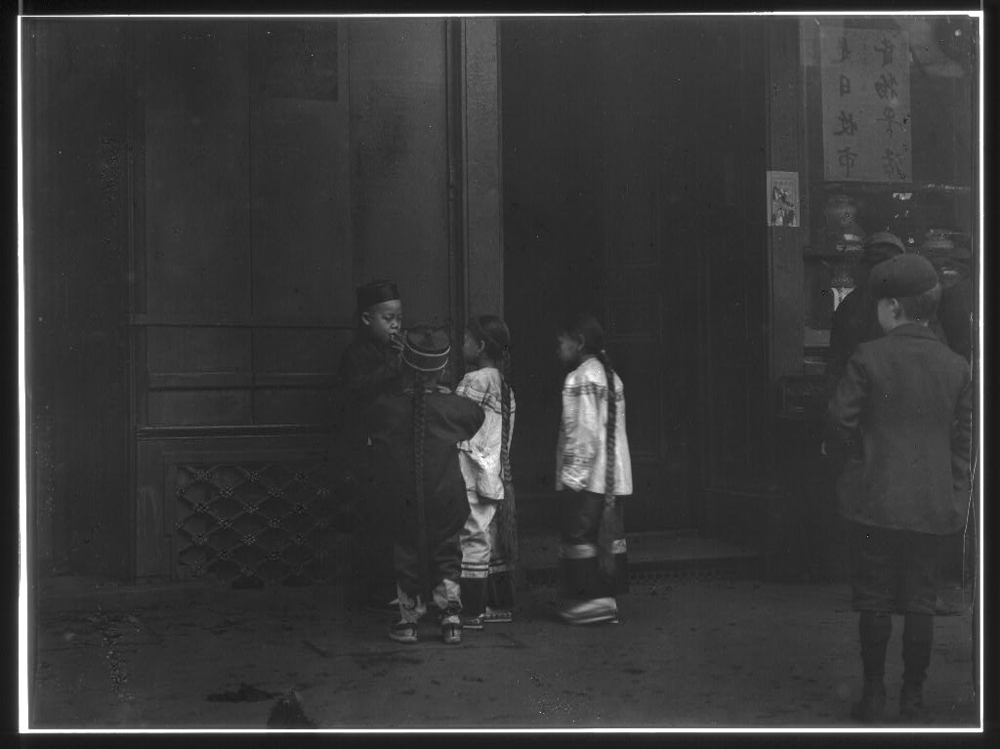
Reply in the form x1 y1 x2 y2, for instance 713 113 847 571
456 367 516 500
555 358 633 496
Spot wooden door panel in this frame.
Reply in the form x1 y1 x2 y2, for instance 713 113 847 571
147 391 253 427
25 19 133 577
606 335 661 460
144 21 252 318
253 389 340 425
250 96 352 322
601 26 677 530
252 328 346 373
146 327 253 374
348 20 452 326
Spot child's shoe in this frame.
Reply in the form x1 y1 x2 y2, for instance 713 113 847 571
558 597 618 625
483 607 513 624
441 615 462 644
899 682 930 724
850 677 886 723
388 621 418 644
462 615 484 631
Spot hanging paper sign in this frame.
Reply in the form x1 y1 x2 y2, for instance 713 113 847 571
767 171 800 227
820 27 911 183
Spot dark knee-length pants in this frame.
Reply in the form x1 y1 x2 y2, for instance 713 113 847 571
558 492 629 600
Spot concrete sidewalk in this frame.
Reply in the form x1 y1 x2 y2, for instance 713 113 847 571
34 529 761 613
28 566 980 731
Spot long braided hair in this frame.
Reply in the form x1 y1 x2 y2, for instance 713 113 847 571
410 369 430 598
467 315 517 563
564 314 618 577
401 326 451 600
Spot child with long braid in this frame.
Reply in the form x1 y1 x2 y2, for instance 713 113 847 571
554 313 633 624
456 315 518 629
367 327 485 644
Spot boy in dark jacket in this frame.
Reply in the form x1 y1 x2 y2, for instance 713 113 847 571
338 279 405 403
367 327 485 644
336 280 404 609
826 253 973 724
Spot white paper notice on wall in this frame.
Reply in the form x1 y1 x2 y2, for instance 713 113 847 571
820 26 911 183
767 170 799 227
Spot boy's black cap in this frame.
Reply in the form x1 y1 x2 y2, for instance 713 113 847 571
357 280 399 310
402 326 450 372
869 253 940 299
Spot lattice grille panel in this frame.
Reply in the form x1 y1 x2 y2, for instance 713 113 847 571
173 460 358 585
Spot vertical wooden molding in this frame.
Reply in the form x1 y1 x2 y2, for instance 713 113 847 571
494 20 504 318
126 21 139 583
21 18 39 719
463 18 503 321
766 19 805 382
445 18 468 375
346 20 361 295
340 21 354 319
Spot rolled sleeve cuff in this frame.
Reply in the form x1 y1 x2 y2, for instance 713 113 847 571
560 456 589 492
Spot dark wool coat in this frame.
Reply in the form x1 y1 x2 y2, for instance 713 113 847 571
826 323 973 534
827 272 973 398
826 275 882 398
937 277 974 363
337 332 403 408
368 391 485 545
334 331 403 460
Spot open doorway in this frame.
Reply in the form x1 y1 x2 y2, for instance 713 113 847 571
501 18 770 534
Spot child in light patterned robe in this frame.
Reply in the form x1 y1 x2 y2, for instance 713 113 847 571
555 313 632 625
456 315 517 628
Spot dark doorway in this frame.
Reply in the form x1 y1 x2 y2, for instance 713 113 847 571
501 18 769 533
24 20 133 578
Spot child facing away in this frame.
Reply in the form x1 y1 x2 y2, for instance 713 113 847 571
367 327 485 644
554 313 632 625
455 315 518 629
826 253 973 724
336 280 406 611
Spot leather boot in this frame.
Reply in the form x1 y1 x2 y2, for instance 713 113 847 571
900 613 932 723
899 681 930 723
459 577 486 629
851 677 887 723
852 612 891 723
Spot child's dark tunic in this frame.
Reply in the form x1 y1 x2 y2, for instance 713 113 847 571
337 334 403 408
368 391 484 593
335 333 402 599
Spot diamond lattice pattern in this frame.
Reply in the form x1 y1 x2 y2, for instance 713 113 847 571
174 461 356 585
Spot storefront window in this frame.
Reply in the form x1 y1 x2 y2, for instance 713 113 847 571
797 15 977 374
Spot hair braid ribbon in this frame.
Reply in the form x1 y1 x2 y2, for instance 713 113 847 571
596 351 617 578
493 345 518 564
412 373 431 600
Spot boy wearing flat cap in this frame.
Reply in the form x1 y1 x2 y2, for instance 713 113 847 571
337 280 405 610
826 253 973 724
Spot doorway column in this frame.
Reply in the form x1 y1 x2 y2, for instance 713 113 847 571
449 18 504 327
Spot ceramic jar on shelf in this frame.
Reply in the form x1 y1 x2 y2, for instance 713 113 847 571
821 194 865 254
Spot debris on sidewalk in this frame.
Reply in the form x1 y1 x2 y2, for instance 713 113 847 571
206 683 277 703
266 690 317 729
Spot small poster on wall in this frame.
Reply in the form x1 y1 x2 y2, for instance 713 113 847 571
767 170 800 227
